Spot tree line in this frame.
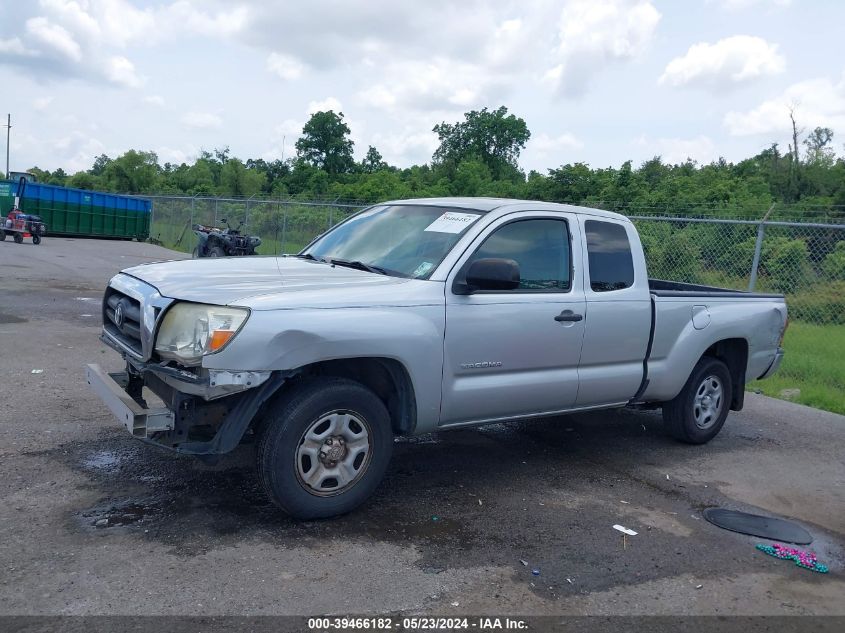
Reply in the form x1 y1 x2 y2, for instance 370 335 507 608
9 105 845 218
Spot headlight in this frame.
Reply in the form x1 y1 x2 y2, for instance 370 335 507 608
154 303 249 366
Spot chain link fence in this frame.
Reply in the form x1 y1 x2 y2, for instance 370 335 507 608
148 196 845 413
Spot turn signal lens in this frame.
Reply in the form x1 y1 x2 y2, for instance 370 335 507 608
209 329 235 351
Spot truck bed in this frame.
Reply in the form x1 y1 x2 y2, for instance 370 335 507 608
648 279 784 299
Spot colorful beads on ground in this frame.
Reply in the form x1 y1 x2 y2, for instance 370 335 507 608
756 543 829 573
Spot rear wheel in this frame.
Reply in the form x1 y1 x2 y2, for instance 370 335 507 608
663 357 732 444
256 378 393 519
208 245 225 257
0 231 5 241
13 233 23 244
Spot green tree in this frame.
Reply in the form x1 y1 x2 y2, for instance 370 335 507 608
361 146 386 173
295 111 355 175
100 150 160 193
432 106 530 179
219 158 266 197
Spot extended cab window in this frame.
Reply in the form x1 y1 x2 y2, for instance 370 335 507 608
468 219 571 291
585 220 634 292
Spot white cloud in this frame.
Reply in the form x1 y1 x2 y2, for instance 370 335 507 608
33 96 54 111
144 95 165 107
660 36 784 89
633 134 718 164
181 111 223 129
369 129 439 166
710 0 791 10
545 0 661 97
26 16 82 62
307 97 344 114
530 132 584 155
266 52 305 80
104 55 142 88
724 74 845 136
729 77 845 137
0 37 38 56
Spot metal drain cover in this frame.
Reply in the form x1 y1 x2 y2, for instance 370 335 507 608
703 508 812 544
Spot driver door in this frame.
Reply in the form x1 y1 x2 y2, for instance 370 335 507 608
440 212 586 426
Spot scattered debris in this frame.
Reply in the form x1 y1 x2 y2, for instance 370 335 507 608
478 499 483 506
696 584 703 589
431 515 440 522
756 543 828 573
451 601 460 607
566 578 573 584
613 524 638 549
531 568 540 576
779 388 801 400
31 369 43 374
666 474 670 480
520 560 528 567
620 500 630 504
641 424 646 431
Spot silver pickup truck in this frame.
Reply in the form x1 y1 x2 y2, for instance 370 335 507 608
87 197 787 519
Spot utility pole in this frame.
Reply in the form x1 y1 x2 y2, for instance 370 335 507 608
4 114 10 179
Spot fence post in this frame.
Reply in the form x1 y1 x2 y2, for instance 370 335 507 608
748 204 775 291
281 200 287 255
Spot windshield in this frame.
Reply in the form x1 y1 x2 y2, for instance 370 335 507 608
301 205 485 278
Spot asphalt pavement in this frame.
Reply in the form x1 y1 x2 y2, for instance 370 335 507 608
0 236 843 617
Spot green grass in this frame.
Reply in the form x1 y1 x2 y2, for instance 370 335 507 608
749 321 845 415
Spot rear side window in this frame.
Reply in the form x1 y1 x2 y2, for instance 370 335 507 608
585 220 634 292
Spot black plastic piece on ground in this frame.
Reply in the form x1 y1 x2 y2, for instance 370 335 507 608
703 508 813 544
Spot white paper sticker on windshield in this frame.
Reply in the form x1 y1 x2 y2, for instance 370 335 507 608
413 261 434 277
424 212 481 234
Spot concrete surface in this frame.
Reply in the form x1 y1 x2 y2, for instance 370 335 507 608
0 236 843 616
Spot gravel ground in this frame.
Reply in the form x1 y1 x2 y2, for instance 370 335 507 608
0 237 843 617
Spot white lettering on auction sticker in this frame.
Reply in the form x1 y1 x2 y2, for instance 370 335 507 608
424 212 480 234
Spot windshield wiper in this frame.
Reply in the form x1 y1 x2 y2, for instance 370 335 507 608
328 258 390 276
297 252 320 261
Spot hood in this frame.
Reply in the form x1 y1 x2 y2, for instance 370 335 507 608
120 256 440 309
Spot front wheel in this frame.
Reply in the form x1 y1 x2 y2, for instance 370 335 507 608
0 231 5 241
32 234 41 245
663 357 732 444
13 233 23 244
256 378 394 519
207 245 225 257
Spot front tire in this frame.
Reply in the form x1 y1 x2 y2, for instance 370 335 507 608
663 357 732 444
32 234 41 245
257 378 394 519
208 245 225 257
13 233 23 244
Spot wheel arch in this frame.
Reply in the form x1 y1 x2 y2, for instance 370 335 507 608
271 357 417 436
701 338 748 411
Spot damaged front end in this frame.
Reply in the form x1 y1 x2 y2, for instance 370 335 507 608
86 273 286 460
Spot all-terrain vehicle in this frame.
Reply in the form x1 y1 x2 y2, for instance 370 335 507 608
2 209 47 245
192 218 261 258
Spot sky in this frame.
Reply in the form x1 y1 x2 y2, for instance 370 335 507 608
1 0 844 175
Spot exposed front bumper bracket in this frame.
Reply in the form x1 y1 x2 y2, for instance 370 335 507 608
86 364 175 437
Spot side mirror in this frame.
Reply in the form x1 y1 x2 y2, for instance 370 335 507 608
461 258 520 293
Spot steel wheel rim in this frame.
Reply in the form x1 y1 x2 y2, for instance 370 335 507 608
295 410 373 497
693 375 723 429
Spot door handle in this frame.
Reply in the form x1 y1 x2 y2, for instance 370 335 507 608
554 310 583 322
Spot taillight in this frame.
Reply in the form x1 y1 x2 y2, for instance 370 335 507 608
779 316 789 346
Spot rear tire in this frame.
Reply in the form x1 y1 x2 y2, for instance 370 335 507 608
257 378 394 520
0 231 5 241
208 245 225 257
663 357 732 444
13 233 23 244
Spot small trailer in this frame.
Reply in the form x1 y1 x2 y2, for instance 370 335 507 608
1 177 46 244
2 208 46 244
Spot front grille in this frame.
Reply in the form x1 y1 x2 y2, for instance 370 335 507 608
103 289 143 357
